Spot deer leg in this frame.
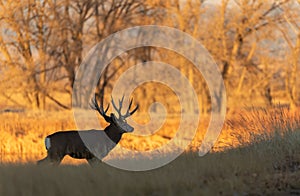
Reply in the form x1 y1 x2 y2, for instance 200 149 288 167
47 151 64 166
37 154 64 166
86 157 102 167
37 151 52 165
50 156 64 166
37 156 50 165
49 154 65 166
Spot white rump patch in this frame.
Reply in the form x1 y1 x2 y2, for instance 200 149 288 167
45 137 51 150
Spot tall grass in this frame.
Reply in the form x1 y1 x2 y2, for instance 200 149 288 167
1 128 300 195
0 107 299 164
0 107 300 195
214 107 300 151
0 111 76 163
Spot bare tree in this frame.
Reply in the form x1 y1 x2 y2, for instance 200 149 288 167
199 0 292 109
0 0 55 109
0 0 151 109
278 3 300 110
0 0 298 112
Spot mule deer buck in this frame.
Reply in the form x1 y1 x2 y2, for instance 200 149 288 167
37 96 138 166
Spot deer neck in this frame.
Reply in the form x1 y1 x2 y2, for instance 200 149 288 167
104 124 123 144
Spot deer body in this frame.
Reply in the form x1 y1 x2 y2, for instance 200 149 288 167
37 96 138 166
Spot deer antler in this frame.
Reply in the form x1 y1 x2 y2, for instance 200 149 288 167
111 95 138 119
90 97 111 122
123 98 139 118
111 95 122 118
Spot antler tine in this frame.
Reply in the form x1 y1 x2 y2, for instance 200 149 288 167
129 103 139 115
119 95 125 110
90 97 110 121
128 98 133 110
111 96 118 111
123 98 139 118
104 104 110 113
96 97 103 113
129 104 139 115
99 96 110 114
111 96 122 118
89 97 98 111
111 96 139 119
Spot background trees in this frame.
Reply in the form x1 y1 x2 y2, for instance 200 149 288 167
0 0 299 112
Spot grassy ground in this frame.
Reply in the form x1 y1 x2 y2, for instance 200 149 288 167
0 107 300 195
1 107 299 164
1 128 300 195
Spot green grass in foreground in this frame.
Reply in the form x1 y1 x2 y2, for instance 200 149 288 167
1 128 300 196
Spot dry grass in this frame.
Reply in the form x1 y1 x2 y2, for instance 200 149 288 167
212 107 300 151
0 111 76 163
0 109 204 164
1 129 300 195
0 107 299 164
0 107 300 195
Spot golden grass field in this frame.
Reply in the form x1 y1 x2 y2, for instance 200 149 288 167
0 107 300 195
0 107 299 164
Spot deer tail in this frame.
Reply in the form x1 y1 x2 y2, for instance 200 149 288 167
45 137 51 150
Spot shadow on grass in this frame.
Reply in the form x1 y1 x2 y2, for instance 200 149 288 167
1 128 300 195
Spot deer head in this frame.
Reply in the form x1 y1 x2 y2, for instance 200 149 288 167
90 95 139 133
